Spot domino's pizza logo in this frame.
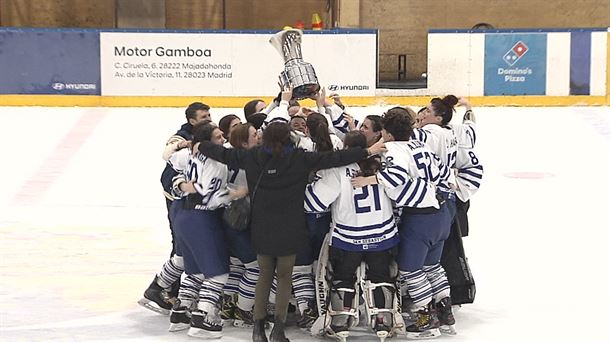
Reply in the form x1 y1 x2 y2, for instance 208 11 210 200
503 41 528 66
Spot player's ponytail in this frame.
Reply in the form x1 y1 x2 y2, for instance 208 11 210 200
430 95 457 126
306 113 333 152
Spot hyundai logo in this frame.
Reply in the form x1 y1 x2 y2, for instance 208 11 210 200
328 84 339 91
52 82 65 91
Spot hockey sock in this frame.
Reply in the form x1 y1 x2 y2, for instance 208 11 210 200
423 263 450 301
292 264 315 313
178 274 202 308
157 255 184 289
237 260 259 311
224 257 245 297
400 269 433 308
198 273 229 313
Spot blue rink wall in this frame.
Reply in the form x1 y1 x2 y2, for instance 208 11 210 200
0 27 609 107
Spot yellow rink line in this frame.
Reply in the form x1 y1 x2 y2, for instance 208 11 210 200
0 95 608 107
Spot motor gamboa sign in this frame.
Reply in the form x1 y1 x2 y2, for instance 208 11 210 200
100 31 376 96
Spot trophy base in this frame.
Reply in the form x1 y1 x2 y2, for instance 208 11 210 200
293 83 321 100
280 61 320 100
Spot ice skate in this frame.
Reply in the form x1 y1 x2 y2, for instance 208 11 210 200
233 306 255 328
405 302 441 339
436 297 456 335
168 299 191 332
296 300 318 330
401 295 417 323
219 294 236 321
327 313 351 342
373 312 392 342
187 309 223 339
138 276 172 315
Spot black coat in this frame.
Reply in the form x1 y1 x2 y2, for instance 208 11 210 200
198 142 369 256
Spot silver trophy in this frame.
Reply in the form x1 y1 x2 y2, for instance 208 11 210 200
269 29 320 100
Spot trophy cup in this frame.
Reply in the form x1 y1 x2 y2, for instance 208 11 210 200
269 29 320 100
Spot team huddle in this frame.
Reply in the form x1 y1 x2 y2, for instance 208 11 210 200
138 88 483 342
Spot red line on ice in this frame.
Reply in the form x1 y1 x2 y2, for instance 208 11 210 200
12 111 106 205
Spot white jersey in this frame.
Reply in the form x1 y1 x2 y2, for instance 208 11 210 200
299 133 344 212
450 121 483 202
413 124 458 191
171 150 232 210
168 148 191 173
168 148 191 199
304 163 399 252
323 104 350 140
377 141 450 209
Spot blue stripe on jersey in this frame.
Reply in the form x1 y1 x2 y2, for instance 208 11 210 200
379 170 400 187
412 181 428 207
458 175 481 188
405 179 424 206
332 233 399 252
388 164 409 181
336 125 349 134
395 179 416 204
306 186 328 211
304 194 318 213
268 117 288 124
468 125 476 146
459 167 483 179
438 163 449 182
332 116 344 125
334 225 396 243
335 216 395 232
413 129 428 143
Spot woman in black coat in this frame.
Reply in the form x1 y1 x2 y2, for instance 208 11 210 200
196 122 385 342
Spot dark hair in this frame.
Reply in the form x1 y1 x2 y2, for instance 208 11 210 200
430 95 458 126
229 123 254 150
364 115 383 132
472 22 495 30
218 114 240 138
344 130 367 149
290 115 306 124
418 107 426 114
192 121 218 144
306 113 333 152
247 112 267 130
243 99 264 120
185 102 210 121
382 107 413 141
344 131 380 177
262 122 292 156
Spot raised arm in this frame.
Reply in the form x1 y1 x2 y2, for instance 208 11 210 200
197 141 250 170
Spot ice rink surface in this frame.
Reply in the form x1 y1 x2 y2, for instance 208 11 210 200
1 104 609 342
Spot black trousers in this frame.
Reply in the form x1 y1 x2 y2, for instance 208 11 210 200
455 199 470 237
165 198 177 257
329 246 395 308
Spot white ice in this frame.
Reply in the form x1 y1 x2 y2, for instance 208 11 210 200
1 105 609 341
